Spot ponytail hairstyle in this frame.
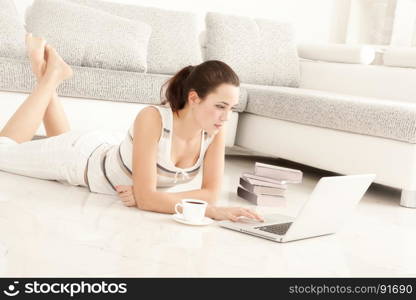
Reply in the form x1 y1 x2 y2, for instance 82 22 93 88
160 60 240 115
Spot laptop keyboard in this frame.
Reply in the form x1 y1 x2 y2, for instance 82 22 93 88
255 222 293 235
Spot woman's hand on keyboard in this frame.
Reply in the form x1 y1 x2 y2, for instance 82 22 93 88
115 185 136 207
208 206 264 222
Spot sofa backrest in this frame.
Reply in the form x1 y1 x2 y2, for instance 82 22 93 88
0 0 25 59
205 11 300 87
0 0 17 13
26 0 154 72
70 0 203 75
300 60 416 104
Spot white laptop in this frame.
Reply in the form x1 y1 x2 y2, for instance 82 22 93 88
219 174 376 243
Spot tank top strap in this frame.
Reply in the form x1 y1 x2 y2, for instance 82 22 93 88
126 105 171 141
148 105 172 142
203 130 216 147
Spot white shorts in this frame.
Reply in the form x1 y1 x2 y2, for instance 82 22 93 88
0 130 122 188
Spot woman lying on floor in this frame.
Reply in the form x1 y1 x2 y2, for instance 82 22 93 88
0 33 263 222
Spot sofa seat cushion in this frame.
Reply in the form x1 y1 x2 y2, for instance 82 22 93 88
242 83 416 143
70 0 203 75
25 0 152 72
0 57 248 112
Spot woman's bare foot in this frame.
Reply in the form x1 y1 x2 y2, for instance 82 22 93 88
43 45 74 83
25 33 47 79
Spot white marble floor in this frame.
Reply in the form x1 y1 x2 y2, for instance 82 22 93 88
0 152 415 277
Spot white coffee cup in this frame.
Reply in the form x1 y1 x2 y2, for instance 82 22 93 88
174 199 208 222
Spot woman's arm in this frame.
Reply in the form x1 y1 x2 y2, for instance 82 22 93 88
134 113 224 209
128 107 203 213
116 185 263 221
119 107 263 221
200 124 226 203
135 126 225 217
130 106 222 204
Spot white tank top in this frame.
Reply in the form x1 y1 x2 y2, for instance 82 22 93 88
84 104 216 195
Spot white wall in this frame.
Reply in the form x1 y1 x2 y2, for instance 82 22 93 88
14 0 335 43
390 0 416 46
328 0 416 46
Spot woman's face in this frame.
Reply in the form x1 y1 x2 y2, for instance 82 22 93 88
189 83 240 135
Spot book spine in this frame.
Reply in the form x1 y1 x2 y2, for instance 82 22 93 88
243 176 288 189
253 185 285 196
255 162 300 173
242 172 286 185
239 177 254 193
237 186 258 205
255 166 302 183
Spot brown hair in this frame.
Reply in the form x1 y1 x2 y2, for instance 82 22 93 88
160 60 239 115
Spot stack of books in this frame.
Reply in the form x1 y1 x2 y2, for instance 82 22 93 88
237 162 303 206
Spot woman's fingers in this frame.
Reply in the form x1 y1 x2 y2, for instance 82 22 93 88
229 208 264 222
119 190 132 196
115 185 135 207
116 185 131 191
237 208 258 220
116 186 134 198
246 209 264 221
115 185 131 193
227 209 247 222
228 214 239 222
120 195 135 207
120 193 133 201
122 200 135 207
120 193 132 200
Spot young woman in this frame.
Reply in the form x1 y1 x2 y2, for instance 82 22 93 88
0 34 264 222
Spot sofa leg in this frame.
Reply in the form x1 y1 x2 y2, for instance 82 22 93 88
400 190 416 208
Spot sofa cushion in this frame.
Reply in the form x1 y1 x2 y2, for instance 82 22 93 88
0 0 26 59
25 0 152 72
205 12 300 87
242 83 416 143
70 0 203 75
0 57 248 112
297 43 376 64
383 47 416 68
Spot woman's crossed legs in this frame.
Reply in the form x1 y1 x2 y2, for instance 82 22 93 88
0 34 91 185
0 33 73 143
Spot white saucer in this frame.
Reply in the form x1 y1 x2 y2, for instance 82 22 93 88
172 213 214 226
